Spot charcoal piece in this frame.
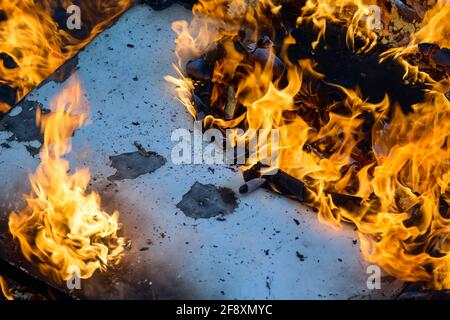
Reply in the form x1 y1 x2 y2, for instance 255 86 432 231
242 163 266 182
176 182 238 219
186 59 212 81
431 48 450 67
446 91 450 102
0 53 18 69
239 178 267 194
418 43 440 57
0 84 17 108
330 193 362 210
245 164 305 202
268 170 305 202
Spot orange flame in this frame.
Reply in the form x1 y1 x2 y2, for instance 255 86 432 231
380 1 450 83
0 276 13 300
168 0 450 289
8 77 125 283
0 0 133 112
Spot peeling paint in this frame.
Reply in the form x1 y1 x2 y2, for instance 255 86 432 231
177 182 238 219
108 151 166 181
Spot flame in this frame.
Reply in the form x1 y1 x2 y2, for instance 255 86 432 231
8 77 125 283
297 0 380 53
380 1 450 83
168 0 450 289
0 276 13 300
0 0 133 112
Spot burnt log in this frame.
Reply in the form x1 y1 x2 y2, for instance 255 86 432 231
243 163 305 202
239 177 267 194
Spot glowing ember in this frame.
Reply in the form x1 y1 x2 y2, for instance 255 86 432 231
167 0 450 289
0 0 133 112
8 77 125 283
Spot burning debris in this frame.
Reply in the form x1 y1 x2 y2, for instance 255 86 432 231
167 0 450 290
8 77 125 283
0 0 133 113
0 0 449 302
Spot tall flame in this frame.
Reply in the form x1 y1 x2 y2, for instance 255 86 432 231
8 77 124 283
167 0 450 289
0 0 133 112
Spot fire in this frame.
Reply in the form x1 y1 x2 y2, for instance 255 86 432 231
0 276 13 300
167 0 450 289
0 0 133 112
380 1 449 83
8 77 125 283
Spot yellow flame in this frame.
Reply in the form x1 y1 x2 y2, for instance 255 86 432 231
0 276 14 300
168 0 450 289
0 0 133 112
380 1 450 83
8 77 125 283
298 0 379 53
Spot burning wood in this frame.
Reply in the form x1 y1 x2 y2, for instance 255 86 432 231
167 0 450 290
8 77 125 283
239 177 267 194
